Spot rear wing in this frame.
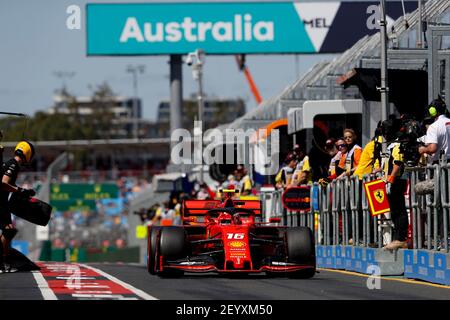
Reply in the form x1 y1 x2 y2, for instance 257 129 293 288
182 199 261 216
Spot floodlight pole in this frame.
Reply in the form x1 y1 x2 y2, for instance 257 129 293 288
187 49 206 184
170 55 183 136
417 0 427 49
127 65 145 140
380 0 389 125
195 50 205 184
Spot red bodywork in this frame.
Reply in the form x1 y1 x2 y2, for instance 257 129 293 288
148 195 315 275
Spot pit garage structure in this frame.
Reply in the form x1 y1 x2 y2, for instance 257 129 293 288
206 0 450 185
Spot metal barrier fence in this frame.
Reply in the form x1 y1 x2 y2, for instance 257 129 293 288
261 160 450 253
317 175 384 248
262 184 321 245
260 187 283 222
408 162 450 253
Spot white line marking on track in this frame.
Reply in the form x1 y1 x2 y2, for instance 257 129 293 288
56 276 96 280
79 264 158 300
71 294 138 300
66 285 110 289
32 271 58 300
74 291 113 294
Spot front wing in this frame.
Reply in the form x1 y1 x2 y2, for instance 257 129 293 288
159 257 314 274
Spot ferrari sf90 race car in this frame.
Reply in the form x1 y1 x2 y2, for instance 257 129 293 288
147 192 316 278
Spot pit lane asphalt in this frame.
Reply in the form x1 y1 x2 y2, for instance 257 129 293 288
1 263 450 300
0 271 43 300
88 263 450 300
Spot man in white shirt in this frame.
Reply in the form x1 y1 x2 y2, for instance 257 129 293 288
419 99 450 163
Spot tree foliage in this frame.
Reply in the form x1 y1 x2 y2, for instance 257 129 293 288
0 83 116 142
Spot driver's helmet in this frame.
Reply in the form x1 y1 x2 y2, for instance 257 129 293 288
218 212 233 225
233 213 242 225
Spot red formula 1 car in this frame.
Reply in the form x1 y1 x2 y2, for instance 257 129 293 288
147 191 316 278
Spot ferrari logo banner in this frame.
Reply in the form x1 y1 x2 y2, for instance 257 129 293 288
364 180 390 216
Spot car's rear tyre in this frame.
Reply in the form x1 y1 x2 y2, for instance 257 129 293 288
286 227 316 278
158 227 188 277
147 226 161 275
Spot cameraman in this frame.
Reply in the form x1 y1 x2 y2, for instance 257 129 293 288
0 141 36 273
381 119 408 250
419 98 450 163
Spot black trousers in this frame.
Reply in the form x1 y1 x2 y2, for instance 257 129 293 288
387 179 408 241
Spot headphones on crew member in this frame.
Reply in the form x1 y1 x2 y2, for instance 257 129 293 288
428 98 448 117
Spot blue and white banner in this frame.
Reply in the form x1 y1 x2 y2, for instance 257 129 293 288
86 2 417 55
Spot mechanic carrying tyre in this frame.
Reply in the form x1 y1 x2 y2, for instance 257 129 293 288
0 141 37 273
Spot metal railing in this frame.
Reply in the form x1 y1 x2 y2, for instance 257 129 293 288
440 162 450 252
408 162 449 253
260 187 283 222
261 160 450 253
320 175 382 247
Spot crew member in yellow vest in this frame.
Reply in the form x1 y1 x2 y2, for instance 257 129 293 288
235 165 253 196
275 153 298 189
352 123 383 246
353 123 383 181
291 145 312 186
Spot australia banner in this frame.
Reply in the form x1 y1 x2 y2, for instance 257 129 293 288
87 1 417 55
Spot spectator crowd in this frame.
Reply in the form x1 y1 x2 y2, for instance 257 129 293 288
271 97 450 250
9 98 450 254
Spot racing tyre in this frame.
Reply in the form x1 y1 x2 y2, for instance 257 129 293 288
286 227 316 278
147 226 161 275
158 227 189 277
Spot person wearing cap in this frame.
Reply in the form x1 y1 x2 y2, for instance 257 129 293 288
350 123 383 246
291 145 312 186
0 141 37 273
275 152 298 189
324 138 338 158
318 139 347 187
419 98 450 163
234 165 253 196
381 118 408 250
353 122 383 181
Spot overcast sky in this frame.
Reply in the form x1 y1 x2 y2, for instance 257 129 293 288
2 0 384 121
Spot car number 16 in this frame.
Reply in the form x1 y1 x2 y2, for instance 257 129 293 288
227 233 245 240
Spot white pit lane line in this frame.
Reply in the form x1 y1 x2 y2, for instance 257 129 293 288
33 263 158 300
32 270 58 300
79 264 158 300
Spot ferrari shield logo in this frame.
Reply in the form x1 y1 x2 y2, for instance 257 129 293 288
373 189 385 204
364 179 390 216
